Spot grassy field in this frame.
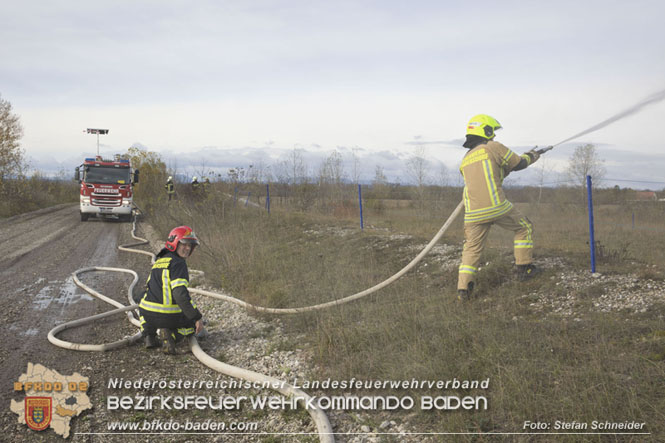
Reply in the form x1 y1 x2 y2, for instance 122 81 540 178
0 175 78 218
146 188 665 441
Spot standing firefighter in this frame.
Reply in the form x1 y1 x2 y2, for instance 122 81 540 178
140 226 204 353
191 176 200 193
457 114 541 301
165 176 175 201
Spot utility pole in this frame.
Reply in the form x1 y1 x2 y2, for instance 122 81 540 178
86 128 109 157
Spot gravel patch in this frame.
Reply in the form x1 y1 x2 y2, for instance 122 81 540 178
525 265 665 317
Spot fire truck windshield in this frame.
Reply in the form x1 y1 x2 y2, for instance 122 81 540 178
84 166 131 184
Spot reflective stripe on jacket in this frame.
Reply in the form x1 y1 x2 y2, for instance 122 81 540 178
460 140 521 223
139 251 195 315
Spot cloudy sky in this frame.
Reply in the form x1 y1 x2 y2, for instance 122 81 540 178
2 0 665 186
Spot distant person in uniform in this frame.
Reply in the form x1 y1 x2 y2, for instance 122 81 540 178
165 176 175 201
191 176 200 193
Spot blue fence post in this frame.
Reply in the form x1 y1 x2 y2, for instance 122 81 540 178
358 184 364 230
234 187 238 206
245 192 251 207
586 175 596 273
632 211 635 229
266 184 270 214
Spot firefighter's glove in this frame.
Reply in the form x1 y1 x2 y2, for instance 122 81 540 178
526 148 541 165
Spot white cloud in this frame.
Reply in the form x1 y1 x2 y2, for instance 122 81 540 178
4 0 665 186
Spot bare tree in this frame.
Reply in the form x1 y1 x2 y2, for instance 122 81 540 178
566 143 606 188
289 146 307 185
405 146 430 187
405 146 430 208
273 147 310 207
247 159 272 183
436 162 449 187
350 147 362 184
534 159 555 203
318 149 346 208
373 165 388 186
227 167 246 183
0 94 25 185
272 159 289 184
273 146 306 186
318 149 345 186
166 157 179 183
372 165 389 199
194 158 210 183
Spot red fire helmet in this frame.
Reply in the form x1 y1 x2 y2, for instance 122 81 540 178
165 226 200 252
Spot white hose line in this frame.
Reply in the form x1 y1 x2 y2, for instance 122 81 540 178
188 200 465 314
190 337 334 440
47 201 463 441
47 305 143 351
115 201 463 314
46 213 336 442
72 266 141 325
47 266 143 350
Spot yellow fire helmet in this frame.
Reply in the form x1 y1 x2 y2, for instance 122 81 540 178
466 114 502 139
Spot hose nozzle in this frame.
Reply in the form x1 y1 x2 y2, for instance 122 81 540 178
536 145 554 154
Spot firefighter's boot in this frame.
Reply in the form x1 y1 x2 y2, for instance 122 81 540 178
516 264 541 281
457 282 474 301
160 329 177 355
144 334 161 349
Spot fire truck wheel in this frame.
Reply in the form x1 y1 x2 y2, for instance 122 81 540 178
80 213 89 222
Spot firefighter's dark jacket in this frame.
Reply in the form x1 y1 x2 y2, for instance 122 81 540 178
139 249 202 322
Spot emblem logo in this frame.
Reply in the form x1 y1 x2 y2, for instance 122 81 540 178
25 397 52 432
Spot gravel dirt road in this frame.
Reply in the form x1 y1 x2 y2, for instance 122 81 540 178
1 204 158 441
1 205 396 442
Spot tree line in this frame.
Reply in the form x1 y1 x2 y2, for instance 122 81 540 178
2 92 645 219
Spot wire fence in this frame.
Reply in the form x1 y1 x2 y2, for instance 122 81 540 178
538 177 665 187
167 175 665 270
531 176 665 271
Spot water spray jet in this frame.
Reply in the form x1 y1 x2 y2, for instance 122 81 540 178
537 87 665 154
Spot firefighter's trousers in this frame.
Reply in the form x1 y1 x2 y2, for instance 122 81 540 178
139 309 196 343
457 207 533 290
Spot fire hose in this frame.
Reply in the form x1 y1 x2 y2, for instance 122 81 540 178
47 201 465 441
47 220 338 441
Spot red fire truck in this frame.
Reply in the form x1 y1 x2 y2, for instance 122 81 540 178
75 155 139 222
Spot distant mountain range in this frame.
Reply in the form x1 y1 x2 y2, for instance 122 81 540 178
26 143 665 190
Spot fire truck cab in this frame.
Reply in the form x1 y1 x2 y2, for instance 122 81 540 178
75 155 139 222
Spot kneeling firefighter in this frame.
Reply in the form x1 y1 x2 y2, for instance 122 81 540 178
457 114 542 301
139 226 204 353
